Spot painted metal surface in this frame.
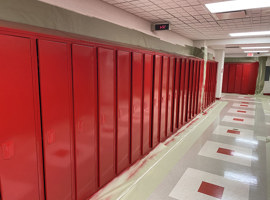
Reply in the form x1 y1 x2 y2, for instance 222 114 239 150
131 52 143 164
167 57 175 136
160 56 169 141
191 60 197 118
143 54 154 155
0 34 43 200
183 59 190 123
38 39 75 200
187 59 194 121
152 55 162 147
197 60 204 114
227 64 236 93
98 47 116 187
222 64 229 93
117 50 131 174
173 58 181 131
72 44 98 199
178 58 186 126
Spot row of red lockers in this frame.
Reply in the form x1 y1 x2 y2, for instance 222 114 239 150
0 26 218 200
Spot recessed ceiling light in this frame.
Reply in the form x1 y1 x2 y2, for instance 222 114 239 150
205 0 270 13
244 50 269 53
241 46 270 49
230 31 270 37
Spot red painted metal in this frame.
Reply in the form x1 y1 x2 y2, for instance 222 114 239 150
187 59 194 121
142 54 154 155
38 39 75 200
117 50 131 174
183 59 190 123
179 58 186 126
247 62 259 94
131 52 143 164
173 58 181 131
0 34 44 200
160 56 169 141
193 60 199 116
167 57 175 136
197 60 204 113
152 55 162 147
72 44 98 199
97 47 116 187
227 64 236 93
222 64 229 93
191 60 197 118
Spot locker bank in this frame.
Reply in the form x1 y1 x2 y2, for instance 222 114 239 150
0 1 270 200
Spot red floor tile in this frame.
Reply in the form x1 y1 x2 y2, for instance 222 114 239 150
227 129 240 134
237 110 246 113
198 181 224 199
240 104 248 107
217 147 234 156
233 118 244 122
241 102 249 104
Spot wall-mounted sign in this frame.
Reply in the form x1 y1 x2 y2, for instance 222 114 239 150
247 53 253 57
151 22 170 31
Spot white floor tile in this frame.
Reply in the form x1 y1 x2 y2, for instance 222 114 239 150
169 168 249 200
213 125 254 139
198 141 255 167
232 103 256 109
222 115 254 126
227 108 255 116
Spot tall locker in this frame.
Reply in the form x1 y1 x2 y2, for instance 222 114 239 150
191 60 197 118
131 52 143 163
178 59 186 126
98 47 116 187
72 44 98 199
152 55 162 147
193 61 199 116
197 61 204 114
116 50 131 174
183 59 190 123
160 56 169 141
38 40 75 200
222 64 229 93
227 64 236 93
173 58 181 131
187 60 194 121
167 57 175 136
0 35 43 200
143 54 154 155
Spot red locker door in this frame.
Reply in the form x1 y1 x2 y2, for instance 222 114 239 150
234 64 243 93
248 62 259 94
98 47 116 187
191 60 197 118
197 60 204 114
183 59 190 123
167 57 175 136
222 64 229 93
0 35 43 200
227 64 236 93
173 58 181 132
179 59 186 126
187 59 194 121
131 52 143 164
143 54 153 155
38 40 75 200
117 50 131 174
152 55 162 147
160 56 169 141
72 44 98 199
193 61 199 116
241 64 249 94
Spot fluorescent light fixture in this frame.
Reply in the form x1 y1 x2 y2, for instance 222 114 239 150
230 31 270 37
244 50 269 53
205 0 270 13
241 46 270 49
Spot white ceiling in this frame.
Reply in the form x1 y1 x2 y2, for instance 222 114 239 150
101 0 270 41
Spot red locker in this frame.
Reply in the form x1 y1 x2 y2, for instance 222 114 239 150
0 35 44 200
183 59 190 123
160 56 169 141
143 54 154 154
72 44 98 199
98 47 116 187
222 64 229 93
167 57 175 136
187 59 194 121
178 59 186 126
191 60 197 118
173 58 181 131
152 55 162 147
38 40 75 200
117 50 131 174
197 60 204 114
248 62 259 94
193 61 199 116
131 52 143 164
227 64 236 93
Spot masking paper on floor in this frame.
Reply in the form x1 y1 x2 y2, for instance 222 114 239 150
89 101 227 200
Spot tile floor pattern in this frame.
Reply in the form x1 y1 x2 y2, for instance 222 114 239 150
148 95 269 200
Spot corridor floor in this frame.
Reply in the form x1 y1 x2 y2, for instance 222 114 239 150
147 94 270 200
